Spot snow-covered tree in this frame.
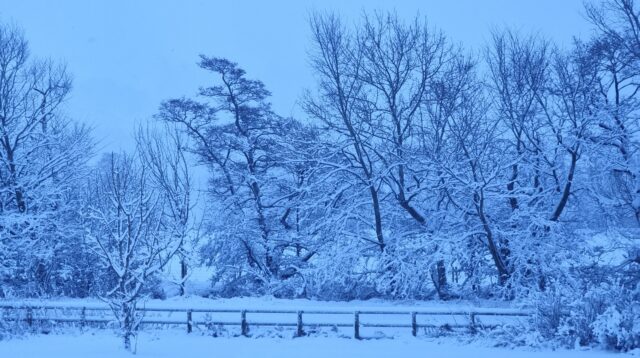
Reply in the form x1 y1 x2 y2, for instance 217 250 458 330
0 21 92 297
136 124 198 296
83 152 181 351
158 57 314 295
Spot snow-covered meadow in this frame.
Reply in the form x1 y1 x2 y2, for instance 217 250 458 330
0 296 528 339
0 296 632 357
0 331 623 358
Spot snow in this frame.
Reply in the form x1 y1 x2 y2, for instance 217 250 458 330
0 295 523 312
0 296 530 339
0 331 621 358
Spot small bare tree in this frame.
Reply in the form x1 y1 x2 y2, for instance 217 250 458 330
84 153 181 351
136 124 197 296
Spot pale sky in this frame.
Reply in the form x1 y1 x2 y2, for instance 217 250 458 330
0 0 593 153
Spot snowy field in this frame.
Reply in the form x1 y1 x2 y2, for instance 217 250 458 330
0 331 624 358
0 296 530 340
0 296 634 357
0 295 530 337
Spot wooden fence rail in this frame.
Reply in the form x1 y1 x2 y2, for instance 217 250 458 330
0 304 531 339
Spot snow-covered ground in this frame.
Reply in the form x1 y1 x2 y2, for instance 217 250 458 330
0 295 531 340
0 296 630 357
0 330 623 358
0 296 529 328
0 294 522 311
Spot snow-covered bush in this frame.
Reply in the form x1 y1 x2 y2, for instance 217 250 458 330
531 274 639 351
591 290 640 351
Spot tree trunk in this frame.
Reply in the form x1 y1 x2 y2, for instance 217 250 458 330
180 258 187 296
123 331 132 352
476 192 510 286
550 150 577 222
369 186 385 252
435 260 448 298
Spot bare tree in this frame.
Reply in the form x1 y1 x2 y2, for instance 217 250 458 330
158 57 306 294
518 42 601 229
585 0 640 224
484 31 601 292
136 124 197 296
437 61 514 287
484 30 552 290
305 12 387 253
355 12 463 298
585 0 640 60
84 153 181 351
486 30 550 214
0 21 92 296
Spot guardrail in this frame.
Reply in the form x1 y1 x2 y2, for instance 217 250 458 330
0 304 531 339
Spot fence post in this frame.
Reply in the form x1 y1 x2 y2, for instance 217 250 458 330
411 312 417 337
469 313 476 334
296 311 304 337
80 307 86 330
26 307 33 327
187 310 193 333
241 310 248 336
354 311 360 340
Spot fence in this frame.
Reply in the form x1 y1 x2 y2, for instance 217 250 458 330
0 304 531 339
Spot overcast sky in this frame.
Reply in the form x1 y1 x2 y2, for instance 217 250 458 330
1 0 593 153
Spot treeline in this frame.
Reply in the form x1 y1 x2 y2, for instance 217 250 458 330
0 0 639 351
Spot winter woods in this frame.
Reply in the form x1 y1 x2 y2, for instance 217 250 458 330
1 0 640 352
